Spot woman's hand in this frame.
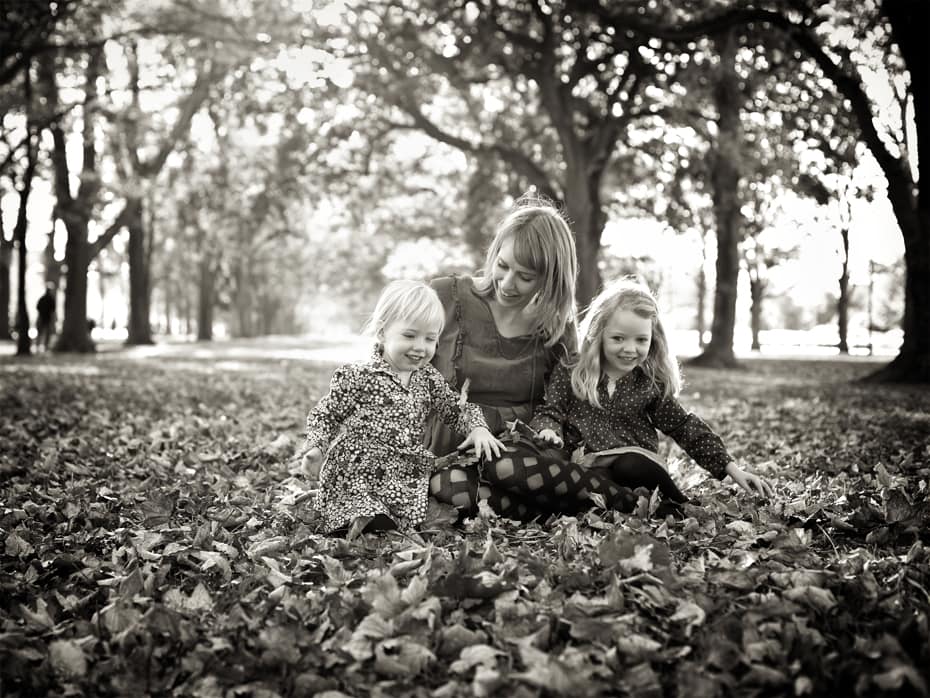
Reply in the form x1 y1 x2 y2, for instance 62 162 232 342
725 462 774 498
534 428 564 448
302 447 324 480
459 427 505 461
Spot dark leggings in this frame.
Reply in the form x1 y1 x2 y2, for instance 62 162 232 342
328 513 398 538
430 441 673 520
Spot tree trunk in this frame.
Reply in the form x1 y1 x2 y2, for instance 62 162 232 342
689 28 743 369
185 291 192 337
41 48 103 353
865 206 930 381
126 197 153 345
197 257 214 341
0 202 11 341
861 0 930 382
837 226 850 354
749 275 763 352
164 277 172 335
563 176 606 308
14 159 36 355
43 220 62 289
57 219 94 352
15 219 31 356
14 72 38 355
696 260 707 349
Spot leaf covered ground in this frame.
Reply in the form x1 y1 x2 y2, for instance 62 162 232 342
1 346 929 697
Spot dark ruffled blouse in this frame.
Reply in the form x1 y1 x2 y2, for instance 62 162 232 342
426 275 576 457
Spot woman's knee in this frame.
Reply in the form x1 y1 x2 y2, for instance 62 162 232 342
486 443 567 486
430 467 478 510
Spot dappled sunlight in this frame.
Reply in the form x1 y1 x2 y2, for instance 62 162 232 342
101 336 371 367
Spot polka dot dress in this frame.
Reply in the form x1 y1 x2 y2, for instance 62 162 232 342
307 351 488 532
530 363 732 479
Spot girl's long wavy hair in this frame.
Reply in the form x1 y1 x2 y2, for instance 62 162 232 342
571 277 681 408
473 193 578 346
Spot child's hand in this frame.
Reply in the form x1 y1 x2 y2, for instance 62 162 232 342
725 462 774 498
302 447 324 480
534 428 563 448
458 427 505 461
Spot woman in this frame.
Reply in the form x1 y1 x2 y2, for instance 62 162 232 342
427 195 641 519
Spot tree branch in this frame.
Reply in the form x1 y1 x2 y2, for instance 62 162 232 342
89 199 140 260
138 58 226 179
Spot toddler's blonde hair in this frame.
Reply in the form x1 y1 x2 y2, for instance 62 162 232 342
363 279 445 339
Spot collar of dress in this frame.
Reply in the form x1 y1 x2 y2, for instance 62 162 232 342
365 349 419 387
599 365 642 385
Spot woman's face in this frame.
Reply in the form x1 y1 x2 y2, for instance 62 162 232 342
490 238 539 309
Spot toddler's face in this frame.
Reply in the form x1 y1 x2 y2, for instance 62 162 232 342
380 317 441 374
600 307 652 378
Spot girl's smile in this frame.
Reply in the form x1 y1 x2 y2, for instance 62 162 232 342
601 307 652 379
380 318 441 379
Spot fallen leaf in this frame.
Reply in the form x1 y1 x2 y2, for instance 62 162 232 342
5 532 34 557
48 639 87 679
449 644 505 674
373 636 435 676
783 585 837 613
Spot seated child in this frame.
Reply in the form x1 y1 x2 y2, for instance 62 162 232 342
531 277 773 505
304 280 503 534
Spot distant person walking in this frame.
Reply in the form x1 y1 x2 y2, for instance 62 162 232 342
35 283 56 352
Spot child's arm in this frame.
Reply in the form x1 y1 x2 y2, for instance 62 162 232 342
528 363 572 447
304 365 358 463
425 367 504 462
649 395 773 497
724 462 774 497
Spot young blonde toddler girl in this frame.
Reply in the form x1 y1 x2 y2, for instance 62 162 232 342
304 280 503 534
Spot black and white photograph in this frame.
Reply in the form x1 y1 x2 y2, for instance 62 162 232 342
1 0 928 695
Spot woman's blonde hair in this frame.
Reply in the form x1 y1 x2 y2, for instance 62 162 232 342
474 193 578 346
571 277 681 408
363 279 445 340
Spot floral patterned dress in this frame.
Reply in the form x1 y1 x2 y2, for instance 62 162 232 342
307 351 488 532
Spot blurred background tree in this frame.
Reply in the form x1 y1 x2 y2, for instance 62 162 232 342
0 0 921 381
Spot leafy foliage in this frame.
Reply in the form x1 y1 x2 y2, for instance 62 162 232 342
1 348 928 696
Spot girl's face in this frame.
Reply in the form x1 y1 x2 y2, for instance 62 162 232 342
490 237 539 309
380 316 441 376
600 307 652 378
